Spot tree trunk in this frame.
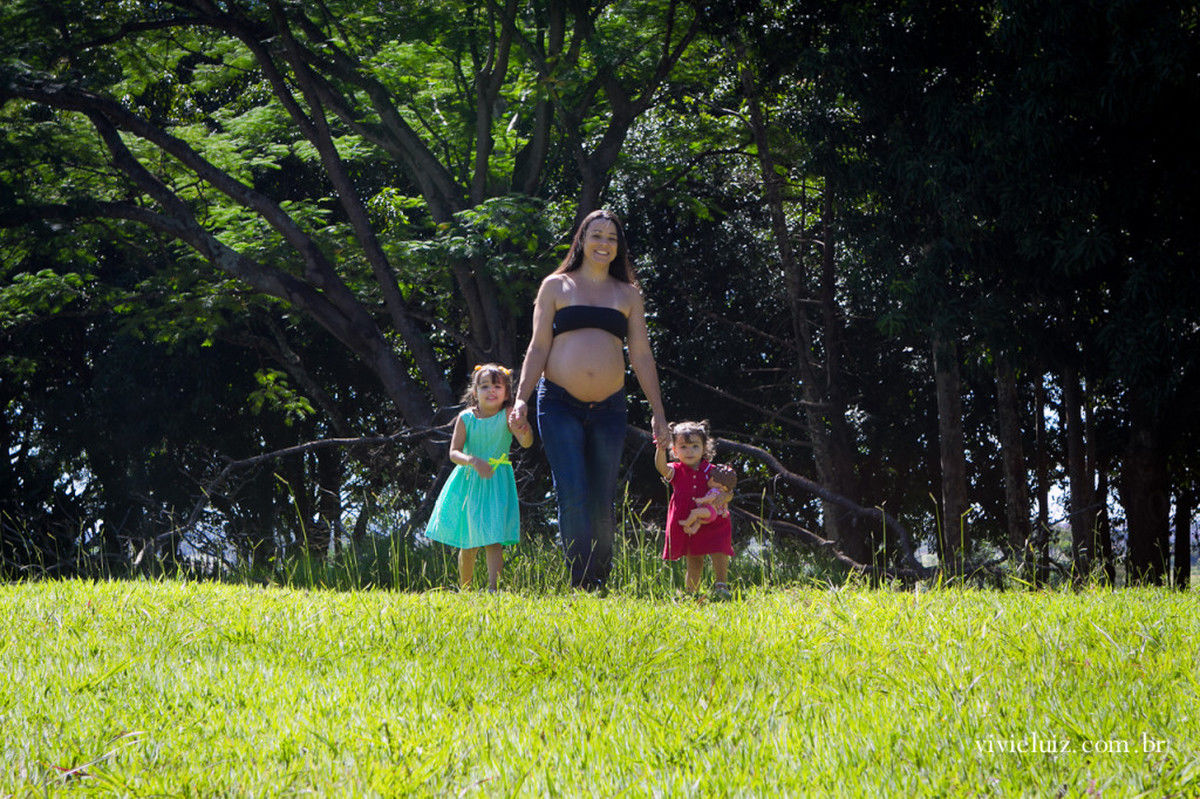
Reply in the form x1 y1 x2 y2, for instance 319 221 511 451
1033 374 1052 585
513 2 562 196
818 197 865 561
455 253 514 367
571 10 700 219
1062 367 1096 581
92 457 133 573
926 405 945 552
1121 410 1171 585
217 467 278 572
1174 487 1193 590
259 319 350 436
932 332 970 571
1095 458 1115 584
1085 395 1115 583
737 44 863 560
994 355 1033 574
352 490 377 549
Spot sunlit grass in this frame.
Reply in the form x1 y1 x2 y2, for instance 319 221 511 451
2 579 1198 796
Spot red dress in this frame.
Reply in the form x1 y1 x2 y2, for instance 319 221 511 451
662 459 734 560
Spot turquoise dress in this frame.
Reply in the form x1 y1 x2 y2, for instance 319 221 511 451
424 409 520 548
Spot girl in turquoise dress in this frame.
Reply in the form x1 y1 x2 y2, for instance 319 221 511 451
425 364 534 590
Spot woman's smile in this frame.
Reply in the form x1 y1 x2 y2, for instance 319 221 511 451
583 219 619 266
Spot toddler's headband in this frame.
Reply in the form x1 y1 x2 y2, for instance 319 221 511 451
473 364 512 377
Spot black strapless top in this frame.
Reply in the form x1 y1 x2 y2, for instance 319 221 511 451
552 305 628 339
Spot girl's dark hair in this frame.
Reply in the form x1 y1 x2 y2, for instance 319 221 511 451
461 363 515 409
552 209 639 286
670 420 716 462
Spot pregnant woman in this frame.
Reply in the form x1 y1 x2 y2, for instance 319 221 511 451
510 209 669 590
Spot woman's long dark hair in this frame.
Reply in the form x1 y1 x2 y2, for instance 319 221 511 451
552 209 639 286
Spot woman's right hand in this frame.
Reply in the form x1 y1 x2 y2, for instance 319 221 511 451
509 398 528 430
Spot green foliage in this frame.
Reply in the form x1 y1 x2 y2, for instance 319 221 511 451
248 369 315 425
0 269 91 326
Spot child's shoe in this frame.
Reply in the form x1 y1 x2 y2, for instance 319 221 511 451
711 582 732 602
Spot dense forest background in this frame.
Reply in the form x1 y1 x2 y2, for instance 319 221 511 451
2 0 1197 586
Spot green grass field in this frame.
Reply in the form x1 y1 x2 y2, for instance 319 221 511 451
3 579 1197 797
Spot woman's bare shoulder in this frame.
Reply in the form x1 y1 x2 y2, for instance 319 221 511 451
617 280 645 313
539 273 570 299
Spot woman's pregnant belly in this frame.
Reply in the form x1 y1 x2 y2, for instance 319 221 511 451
543 329 626 402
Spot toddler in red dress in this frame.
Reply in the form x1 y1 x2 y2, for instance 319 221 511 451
655 420 735 599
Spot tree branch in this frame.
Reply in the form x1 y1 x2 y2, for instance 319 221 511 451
715 434 924 573
657 363 811 436
4 68 439 427
267 0 454 406
78 16 207 50
268 4 465 218
169 425 446 551
731 506 931 582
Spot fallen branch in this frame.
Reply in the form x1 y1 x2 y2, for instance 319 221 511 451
137 425 444 564
730 506 932 582
670 433 923 571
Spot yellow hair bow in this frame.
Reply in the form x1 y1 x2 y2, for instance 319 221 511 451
473 364 513 377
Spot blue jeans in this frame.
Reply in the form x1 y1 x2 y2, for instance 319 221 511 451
536 378 627 590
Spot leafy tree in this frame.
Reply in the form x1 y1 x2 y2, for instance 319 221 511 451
1 0 714 571
1 0 707 427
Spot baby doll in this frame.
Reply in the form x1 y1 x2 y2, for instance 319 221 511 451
680 464 737 536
